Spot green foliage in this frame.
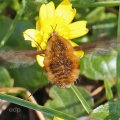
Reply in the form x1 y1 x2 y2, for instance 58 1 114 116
0 67 13 87
116 7 120 98
91 100 120 119
80 52 116 80
0 93 77 120
9 64 48 91
44 86 93 119
104 79 113 100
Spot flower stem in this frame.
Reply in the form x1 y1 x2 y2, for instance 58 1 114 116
104 79 113 100
71 84 92 114
117 6 120 99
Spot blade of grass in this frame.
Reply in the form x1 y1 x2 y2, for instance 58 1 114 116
73 1 120 8
0 93 76 120
104 79 113 100
71 84 92 114
0 0 26 47
117 6 120 99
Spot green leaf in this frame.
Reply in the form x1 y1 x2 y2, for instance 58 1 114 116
92 13 117 39
80 52 117 80
0 18 34 49
9 63 48 91
7 19 34 49
44 86 93 119
0 93 76 120
91 100 120 119
0 67 13 87
86 7 105 24
0 0 26 47
0 18 12 41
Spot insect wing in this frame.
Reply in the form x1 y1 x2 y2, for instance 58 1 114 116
78 39 117 80
74 39 117 56
0 39 117 69
0 50 44 68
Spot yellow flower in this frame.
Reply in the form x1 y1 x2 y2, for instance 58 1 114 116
53 117 64 120
23 0 88 67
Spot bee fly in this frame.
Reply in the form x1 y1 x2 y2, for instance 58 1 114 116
0 35 117 88
44 32 80 88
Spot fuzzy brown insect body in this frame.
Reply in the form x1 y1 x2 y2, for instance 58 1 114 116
44 33 80 88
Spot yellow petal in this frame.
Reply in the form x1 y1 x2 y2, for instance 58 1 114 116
68 40 78 47
69 40 84 57
53 117 64 120
54 25 69 39
36 20 41 31
40 19 54 35
68 21 88 39
39 2 55 34
23 29 43 49
55 0 76 25
39 2 55 24
36 55 44 67
74 50 84 58
40 40 47 50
